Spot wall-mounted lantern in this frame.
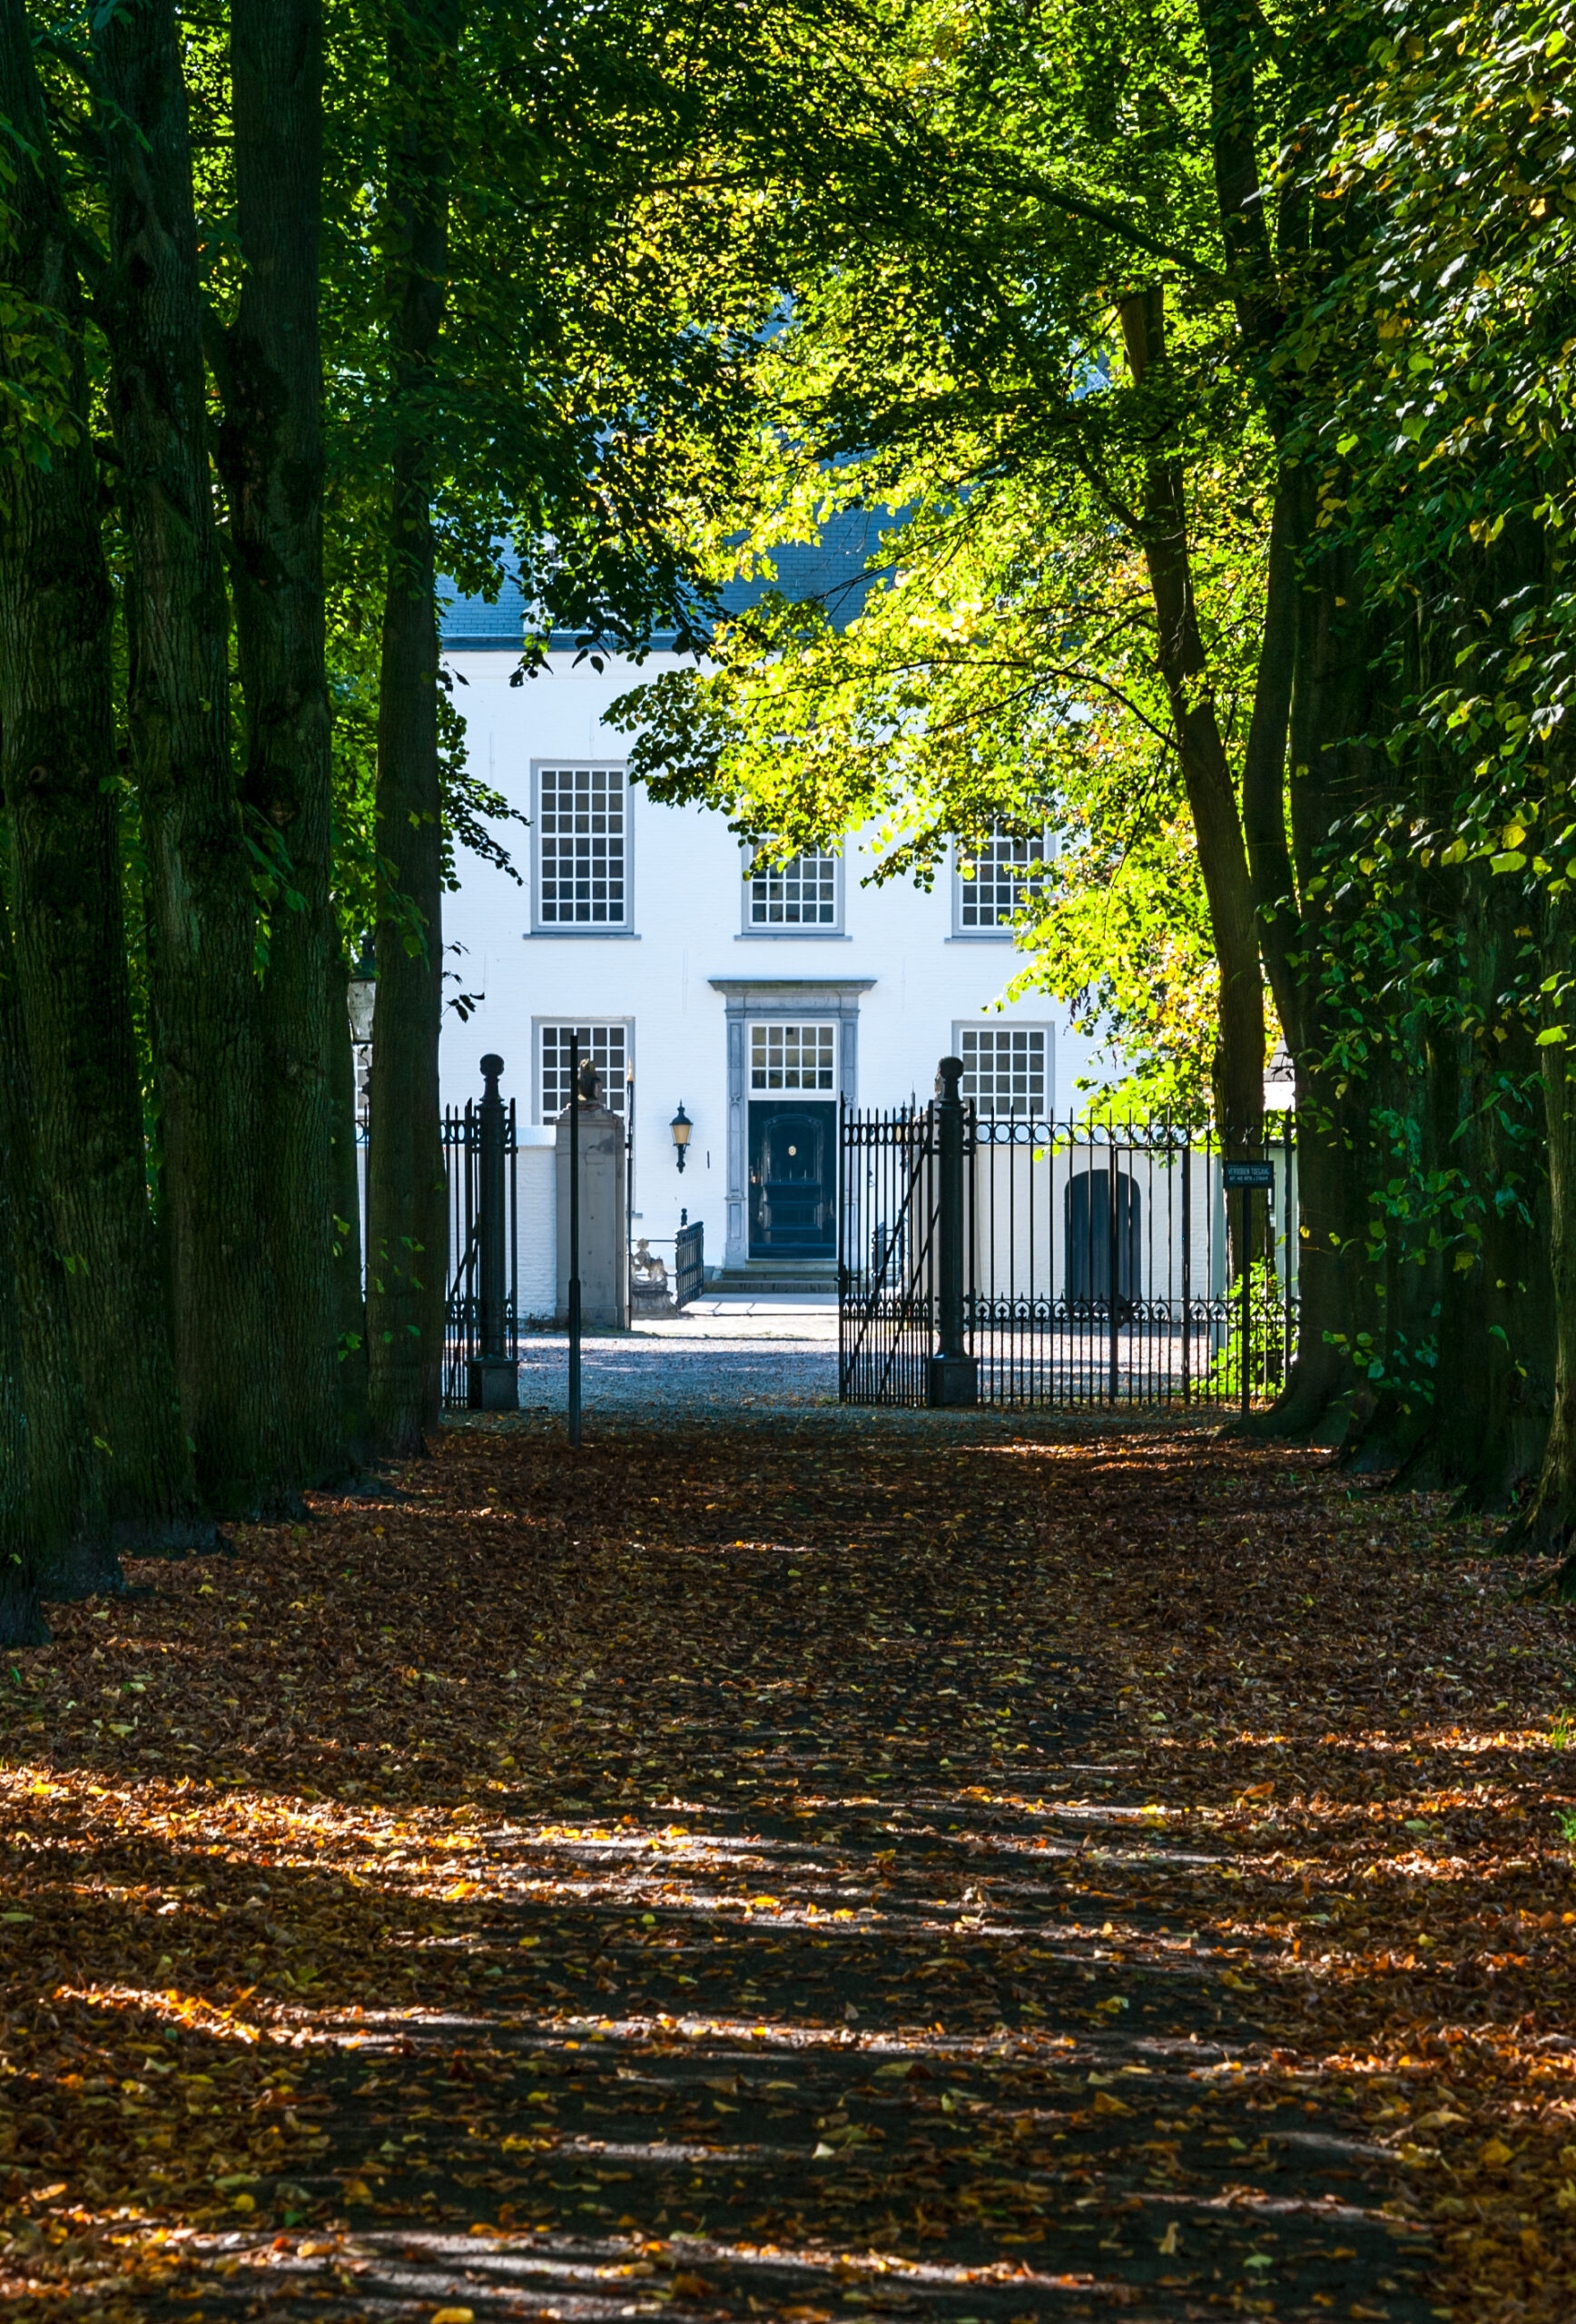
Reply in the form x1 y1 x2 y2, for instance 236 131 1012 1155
670 1102 693 1172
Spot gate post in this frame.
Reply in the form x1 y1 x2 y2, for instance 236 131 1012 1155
928 1055 979 1408
468 1052 519 1412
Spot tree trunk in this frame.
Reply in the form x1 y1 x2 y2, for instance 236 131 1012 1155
330 947 372 1457
0 0 203 1551
1118 288 1265 1150
0 908 120 1615
1389 860 1552 1502
1339 1022 1440 1475
365 1 460 1456
220 0 347 1487
1504 870 1576 1564
0 1171 46 1649
1253 505 1396 1444
94 0 291 1516
1241 488 1302 1049
1194 0 1401 1447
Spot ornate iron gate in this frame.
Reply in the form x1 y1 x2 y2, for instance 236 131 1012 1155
838 1100 941 1406
356 1055 522 1413
840 1078 1297 1411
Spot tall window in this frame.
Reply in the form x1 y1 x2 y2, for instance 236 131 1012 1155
745 844 840 929
958 1025 1049 1118
538 1021 629 1120
750 1022 836 1092
955 824 1046 931
537 764 627 926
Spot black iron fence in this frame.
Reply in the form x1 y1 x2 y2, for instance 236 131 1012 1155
840 1066 1298 1411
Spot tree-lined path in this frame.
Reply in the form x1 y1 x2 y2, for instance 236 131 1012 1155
2 1412 1572 2320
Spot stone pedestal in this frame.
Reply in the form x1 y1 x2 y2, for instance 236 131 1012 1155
556 1100 628 1329
468 1356 520 1412
927 1353 979 1408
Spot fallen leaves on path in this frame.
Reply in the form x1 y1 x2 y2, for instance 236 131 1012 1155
0 1415 1572 2321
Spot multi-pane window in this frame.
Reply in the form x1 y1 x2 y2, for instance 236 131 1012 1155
958 1025 1049 1118
539 1022 629 1120
750 1022 837 1092
956 824 1046 930
746 845 839 928
537 764 627 925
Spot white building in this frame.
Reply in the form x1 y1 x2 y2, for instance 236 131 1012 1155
437 567 1106 1314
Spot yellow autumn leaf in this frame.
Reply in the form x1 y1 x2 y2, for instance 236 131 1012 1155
1157 2221 1179 2255
1093 2089 1131 2115
1480 2137 1514 2167
432 2310 475 2324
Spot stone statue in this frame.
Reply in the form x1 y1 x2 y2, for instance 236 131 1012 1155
631 1238 668 1291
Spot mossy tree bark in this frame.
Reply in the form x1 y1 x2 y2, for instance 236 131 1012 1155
0 0 202 1549
94 0 291 1515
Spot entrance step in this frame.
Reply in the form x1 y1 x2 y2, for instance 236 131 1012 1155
712 1262 838 1295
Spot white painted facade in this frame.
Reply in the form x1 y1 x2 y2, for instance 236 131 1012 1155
438 642 1107 1313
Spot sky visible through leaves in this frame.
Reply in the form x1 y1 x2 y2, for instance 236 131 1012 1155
1 1414 1574 2320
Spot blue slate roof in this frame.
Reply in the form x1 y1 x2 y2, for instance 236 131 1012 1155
439 505 890 653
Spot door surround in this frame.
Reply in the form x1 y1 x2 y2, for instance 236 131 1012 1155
708 978 874 1270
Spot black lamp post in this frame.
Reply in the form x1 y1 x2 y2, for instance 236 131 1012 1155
670 1102 692 1172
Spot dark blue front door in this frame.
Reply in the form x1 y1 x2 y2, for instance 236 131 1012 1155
749 1103 836 1256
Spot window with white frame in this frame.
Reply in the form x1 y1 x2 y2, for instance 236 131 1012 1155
744 844 840 929
537 1021 629 1120
957 1024 1050 1118
536 763 627 926
750 1021 836 1092
954 824 1047 931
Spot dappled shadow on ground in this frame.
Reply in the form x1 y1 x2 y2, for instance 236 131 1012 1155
0 1417 1572 2318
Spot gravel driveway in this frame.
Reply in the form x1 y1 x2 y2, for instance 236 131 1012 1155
516 1300 840 1416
